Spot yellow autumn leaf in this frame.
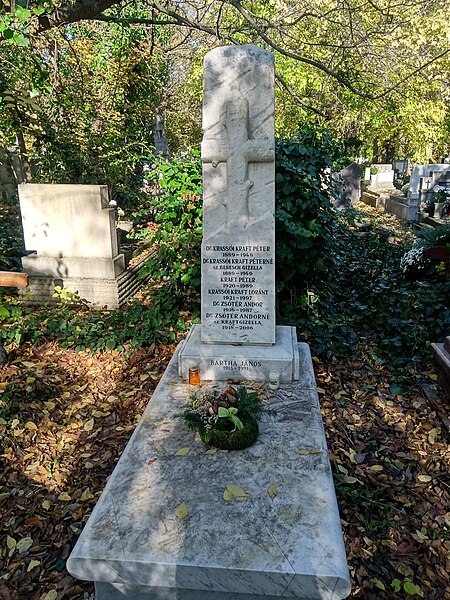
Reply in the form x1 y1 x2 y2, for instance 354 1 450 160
206 448 217 455
175 447 191 456
417 474 432 482
25 421 37 430
155 443 164 453
223 489 234 501
21 361 35 368
10 418 20 429
268 484 279 500
42 500 50 510
44 401 55 410
429 373 438 381
225 484 248 501
299 449 322 456
80 488 94 502
41 591 58 600
84 418 94 432
27 559 40 571
175 502 189 519
0 382 8 391
342 476 359 484
316 387 326 394
6 535 16 550
58 492 71 501
154 419 170 427
367 464 383 473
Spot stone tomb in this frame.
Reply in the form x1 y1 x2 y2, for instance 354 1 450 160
408 164 450 215
178 45 298 382
67 345 351 600
67 45 350 600
19 184 144 308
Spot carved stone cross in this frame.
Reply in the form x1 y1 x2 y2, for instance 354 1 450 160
202 97 273 230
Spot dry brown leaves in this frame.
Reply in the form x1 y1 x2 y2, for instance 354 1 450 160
315 357 450 600
0 339 449 599
0 341 174 600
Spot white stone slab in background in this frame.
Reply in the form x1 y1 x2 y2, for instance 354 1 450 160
19 184 118 258
201 45 275 345
67 343 351 600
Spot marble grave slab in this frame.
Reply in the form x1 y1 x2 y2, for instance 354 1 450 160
67 343 351 600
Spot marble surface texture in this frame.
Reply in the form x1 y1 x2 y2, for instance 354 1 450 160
67 342 351 600
200 45 276 345
178 325 299 383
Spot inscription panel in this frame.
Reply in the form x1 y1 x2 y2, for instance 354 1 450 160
201 241 275 344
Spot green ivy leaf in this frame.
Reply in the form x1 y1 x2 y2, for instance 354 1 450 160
13 33 30 47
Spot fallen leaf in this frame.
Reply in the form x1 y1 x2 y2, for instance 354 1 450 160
175 502 188 519
223 488 234 501
16 537 33 554
80 489 94 501
41 591 58 600
6 536 16 550
268 483 279 500
417 475 432 482
84 418 94 432
58 492 71 501
224 484 248 501
41 500 50 510
175 447 191 456
28 559 41 571
298 449 322 455
367 464 383 473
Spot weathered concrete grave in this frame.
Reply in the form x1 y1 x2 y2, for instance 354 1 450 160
178 44 298 383
19 184 146 308
67 45 350 600
369 164 395 191
409 164 450 219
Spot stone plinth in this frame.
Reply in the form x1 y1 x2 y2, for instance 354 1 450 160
431 336 450 400
201 45 275 345
178 324 299 383
67 343 351 600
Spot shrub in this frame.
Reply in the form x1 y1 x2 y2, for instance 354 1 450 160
275 125 336 301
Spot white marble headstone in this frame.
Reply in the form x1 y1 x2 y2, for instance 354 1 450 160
19 184 118 259
201 45 275 345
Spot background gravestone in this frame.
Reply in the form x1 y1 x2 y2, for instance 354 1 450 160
18 184 147 308
333 163 361 206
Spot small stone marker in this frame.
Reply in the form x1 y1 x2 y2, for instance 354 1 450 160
201 45 275 345
178 45 298 383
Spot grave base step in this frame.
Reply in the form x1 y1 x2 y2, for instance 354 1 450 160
178 324 299 383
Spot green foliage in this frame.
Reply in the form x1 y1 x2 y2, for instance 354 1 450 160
0 286 189 352
292 211 450 366
414 223 450 246
275 125 335 299
138 151 203 298
0 192 24 272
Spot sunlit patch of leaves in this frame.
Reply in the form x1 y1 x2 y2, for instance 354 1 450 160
0 341 173 598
